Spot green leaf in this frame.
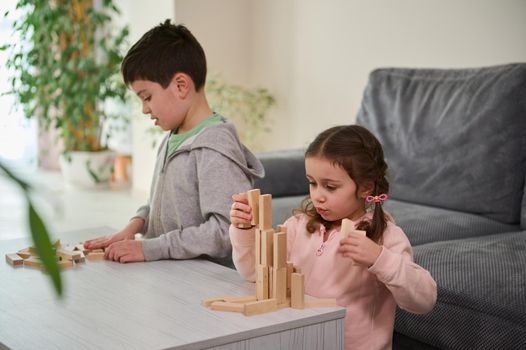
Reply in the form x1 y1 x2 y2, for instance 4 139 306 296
27 199 62 297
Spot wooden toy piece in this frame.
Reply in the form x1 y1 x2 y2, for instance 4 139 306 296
260 229 274 267
223 295 258 303
340 218 354 239
16 248 31 259
272 267 287 304
52 239 62 249
258 194 272 230
28 246 39 256
273 232 287 269
209 301 245 313
236 192 252 229
56 248 82 262
276 225 287 233
354 229 366 236
6 253 24 267
86 252 105 261
286 263 294 296
23 256 42 269
256 265 269 300
277 298 291 309
246 189 261 226
202 297 226 307
58 259 74 269
91 248 105 253
304 295 338 308
291 273 305 309
255 229 261 266
244 298 278 316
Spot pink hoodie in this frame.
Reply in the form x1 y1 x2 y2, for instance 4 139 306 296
230 213 437 350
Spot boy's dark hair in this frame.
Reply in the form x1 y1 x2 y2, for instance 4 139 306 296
121 19 207 90
297 125 389 243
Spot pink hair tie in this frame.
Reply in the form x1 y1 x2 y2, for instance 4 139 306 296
365 194 388 204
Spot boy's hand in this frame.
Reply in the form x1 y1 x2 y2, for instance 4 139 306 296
105 240 145 263
230 193 252 228
338 232 382 267
83 230 132 250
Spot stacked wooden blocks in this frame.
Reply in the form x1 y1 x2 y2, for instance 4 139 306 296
203 189 337 316
5 240 106 270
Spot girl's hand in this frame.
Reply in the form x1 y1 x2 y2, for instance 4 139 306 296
338 232 383 267
84 230 131 250
230 193 252 228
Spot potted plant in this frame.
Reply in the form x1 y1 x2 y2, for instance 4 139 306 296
2 0 129 188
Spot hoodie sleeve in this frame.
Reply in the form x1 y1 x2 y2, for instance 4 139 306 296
368 225 437 314
141 146 259 262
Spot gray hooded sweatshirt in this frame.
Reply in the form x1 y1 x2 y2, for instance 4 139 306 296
134 117 264 265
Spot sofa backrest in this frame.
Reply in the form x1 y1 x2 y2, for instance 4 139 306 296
254 149 308 198
356 63 526 225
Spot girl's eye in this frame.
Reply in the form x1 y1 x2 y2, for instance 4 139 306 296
143 96 151 102
325 185 337 191
307 181 316 187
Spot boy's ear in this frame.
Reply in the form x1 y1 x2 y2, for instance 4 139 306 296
170 73 192 98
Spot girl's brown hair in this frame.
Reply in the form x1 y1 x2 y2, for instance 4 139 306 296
297 125 389 243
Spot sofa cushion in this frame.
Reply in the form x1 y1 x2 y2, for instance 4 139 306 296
356 63 526 225
384 199 519 245
254 149 308 198
395 231 526 349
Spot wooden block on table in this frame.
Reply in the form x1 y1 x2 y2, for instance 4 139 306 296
56 248 81 261
276 224 287 233
16 248 31 259
247 189 261 226
210 301 245 313
244 298 277 316
86 252 105 261
286 263 294 296
304 295 338 308
258 194 272 230
291 273 305 309
202 297 226 307
272 267 287 304
58 259 74 269
6 253 24 267
91 249 105 253
261 229 274 267
277 298 291 309
223 295 258 303
255 228 261 266
52 239 61 249
28 246 39 256
23 256 42 269
273 232 287 269
256 265 269 300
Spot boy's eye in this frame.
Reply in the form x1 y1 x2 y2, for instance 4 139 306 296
144 96 151 102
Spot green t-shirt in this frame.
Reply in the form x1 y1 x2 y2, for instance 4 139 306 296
167 113 223 157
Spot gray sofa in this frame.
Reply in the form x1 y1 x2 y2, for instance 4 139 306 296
254 63 526 349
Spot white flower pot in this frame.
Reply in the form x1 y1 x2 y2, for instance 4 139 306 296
59 150 116 189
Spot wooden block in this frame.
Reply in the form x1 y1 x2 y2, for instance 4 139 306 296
272 267 287 304
277 298 291 309
86 252 105 261
56 248 81 261
202 297 226 307
258 194 272 230
340 218 353 239
91 249 104 253
261 229 274 267
28 246 39 256
354 229 366 236
52 239 61 249
291 273 305 309
244 298 277 316
23 256 42 269
256 265 269 300
6 253 24 266
255 228 261 266
273 232 287 269
237 223 252 229
304 295 338 308
276 224 287 233
223 295 257 303
286 263 294 297
269 266 273 298
247 189 261 226
210 301 245 313
58 259 74 269
16 249 31 259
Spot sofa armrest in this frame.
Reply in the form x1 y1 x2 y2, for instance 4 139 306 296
254 149 308 198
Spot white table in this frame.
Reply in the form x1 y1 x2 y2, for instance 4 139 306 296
0 227 345 350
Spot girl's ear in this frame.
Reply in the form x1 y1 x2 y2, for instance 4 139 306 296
359 181 375 199
170 73 192 98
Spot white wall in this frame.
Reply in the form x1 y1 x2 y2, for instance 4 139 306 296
177 0 526 150
125 0 526 191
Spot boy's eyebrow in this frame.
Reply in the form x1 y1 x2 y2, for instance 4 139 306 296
136 89 147 97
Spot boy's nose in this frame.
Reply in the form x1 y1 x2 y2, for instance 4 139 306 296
142 104 151 114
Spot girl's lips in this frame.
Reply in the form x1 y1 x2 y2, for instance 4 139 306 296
316 207 328 215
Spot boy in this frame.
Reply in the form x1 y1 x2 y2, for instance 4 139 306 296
84 20 264 266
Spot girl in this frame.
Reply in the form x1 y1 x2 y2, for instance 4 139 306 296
229 125 437 350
